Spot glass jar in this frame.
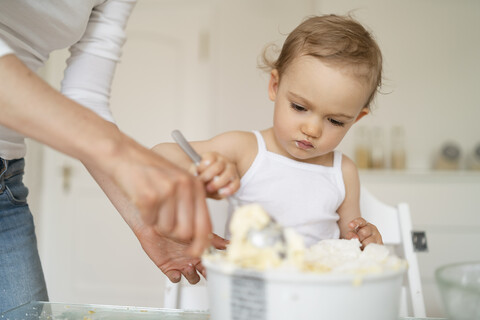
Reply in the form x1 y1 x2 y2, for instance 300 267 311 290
466 143 480 170
391 126 406 170
433 142 461 170
354 126 371 169
371 127 385 169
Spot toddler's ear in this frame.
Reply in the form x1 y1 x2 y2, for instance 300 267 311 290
268 69 280 101
354 107 369 123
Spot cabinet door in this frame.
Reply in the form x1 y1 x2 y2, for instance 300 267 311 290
37 0 214 307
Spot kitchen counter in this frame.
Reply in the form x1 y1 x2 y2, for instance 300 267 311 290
1 302 446 320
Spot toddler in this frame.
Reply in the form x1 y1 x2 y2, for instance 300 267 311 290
154 14 383 248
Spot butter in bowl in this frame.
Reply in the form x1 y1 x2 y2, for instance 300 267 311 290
203 204 407 320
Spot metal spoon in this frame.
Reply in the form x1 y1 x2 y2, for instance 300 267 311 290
171 130 239 209
171 129 286 252
248 219 287 250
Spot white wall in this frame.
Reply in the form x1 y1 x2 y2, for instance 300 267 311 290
315 0 480 170
207 0 315 137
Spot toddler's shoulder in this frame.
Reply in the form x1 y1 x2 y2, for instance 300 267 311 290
212 131 258 175
340 153 360 178
212 130 256 148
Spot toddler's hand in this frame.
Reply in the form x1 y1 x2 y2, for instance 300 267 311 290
193 152 240 199
346 217 383 248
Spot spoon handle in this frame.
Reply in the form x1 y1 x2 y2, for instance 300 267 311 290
171 129 240 208
171 130 202 165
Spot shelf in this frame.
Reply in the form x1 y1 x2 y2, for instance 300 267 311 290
359 169 480 183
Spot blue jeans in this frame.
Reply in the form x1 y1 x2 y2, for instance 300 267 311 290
0 158 48 313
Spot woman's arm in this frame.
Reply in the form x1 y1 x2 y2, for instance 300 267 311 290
85 164 228 284
60 0 136 122
0 54 211 256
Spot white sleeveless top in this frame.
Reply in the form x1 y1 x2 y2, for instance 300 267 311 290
232 131 345 247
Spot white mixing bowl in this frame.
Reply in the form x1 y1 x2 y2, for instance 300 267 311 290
204 258 406 320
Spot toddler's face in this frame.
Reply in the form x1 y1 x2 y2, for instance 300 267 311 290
268 55 371 163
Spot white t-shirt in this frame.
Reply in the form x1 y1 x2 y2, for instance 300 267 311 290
230 131 346 247
0 0 136 159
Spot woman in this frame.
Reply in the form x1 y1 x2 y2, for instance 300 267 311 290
0 1 217 312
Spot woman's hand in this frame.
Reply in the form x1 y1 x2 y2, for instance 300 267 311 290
193 152 240 200
129 213 229 284
345 217 383 248
89 133 213 258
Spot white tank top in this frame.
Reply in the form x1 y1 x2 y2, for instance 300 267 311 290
232 131 345 247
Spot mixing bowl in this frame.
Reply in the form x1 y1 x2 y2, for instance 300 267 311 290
435 261 480 320
204 259 406 320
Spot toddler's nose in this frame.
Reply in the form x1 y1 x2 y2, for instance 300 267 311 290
301 119 322 138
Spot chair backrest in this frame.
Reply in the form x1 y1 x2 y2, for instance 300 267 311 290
360 187 426 318
163 277 209 310
164 187 426 317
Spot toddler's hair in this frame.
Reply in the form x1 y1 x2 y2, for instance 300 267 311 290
260 14 383 109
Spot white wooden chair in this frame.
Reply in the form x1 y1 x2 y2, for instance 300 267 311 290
360 187 426 317
163 277 209 310
163 187 426 317
163 199 228 310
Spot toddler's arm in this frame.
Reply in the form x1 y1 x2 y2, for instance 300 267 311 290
193 151 240 199
337 155 383 247
152 139 240 199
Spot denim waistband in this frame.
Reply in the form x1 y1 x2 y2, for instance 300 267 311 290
0 158 25 192
0 158 6 178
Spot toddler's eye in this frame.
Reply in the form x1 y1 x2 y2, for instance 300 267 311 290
291 103 307 112
329 118 345 127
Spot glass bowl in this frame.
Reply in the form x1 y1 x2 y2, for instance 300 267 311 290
435 261 480 319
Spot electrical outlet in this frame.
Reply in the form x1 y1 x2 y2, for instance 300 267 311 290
412 231 428 252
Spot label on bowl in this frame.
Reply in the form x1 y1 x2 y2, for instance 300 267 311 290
231 274 266 320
